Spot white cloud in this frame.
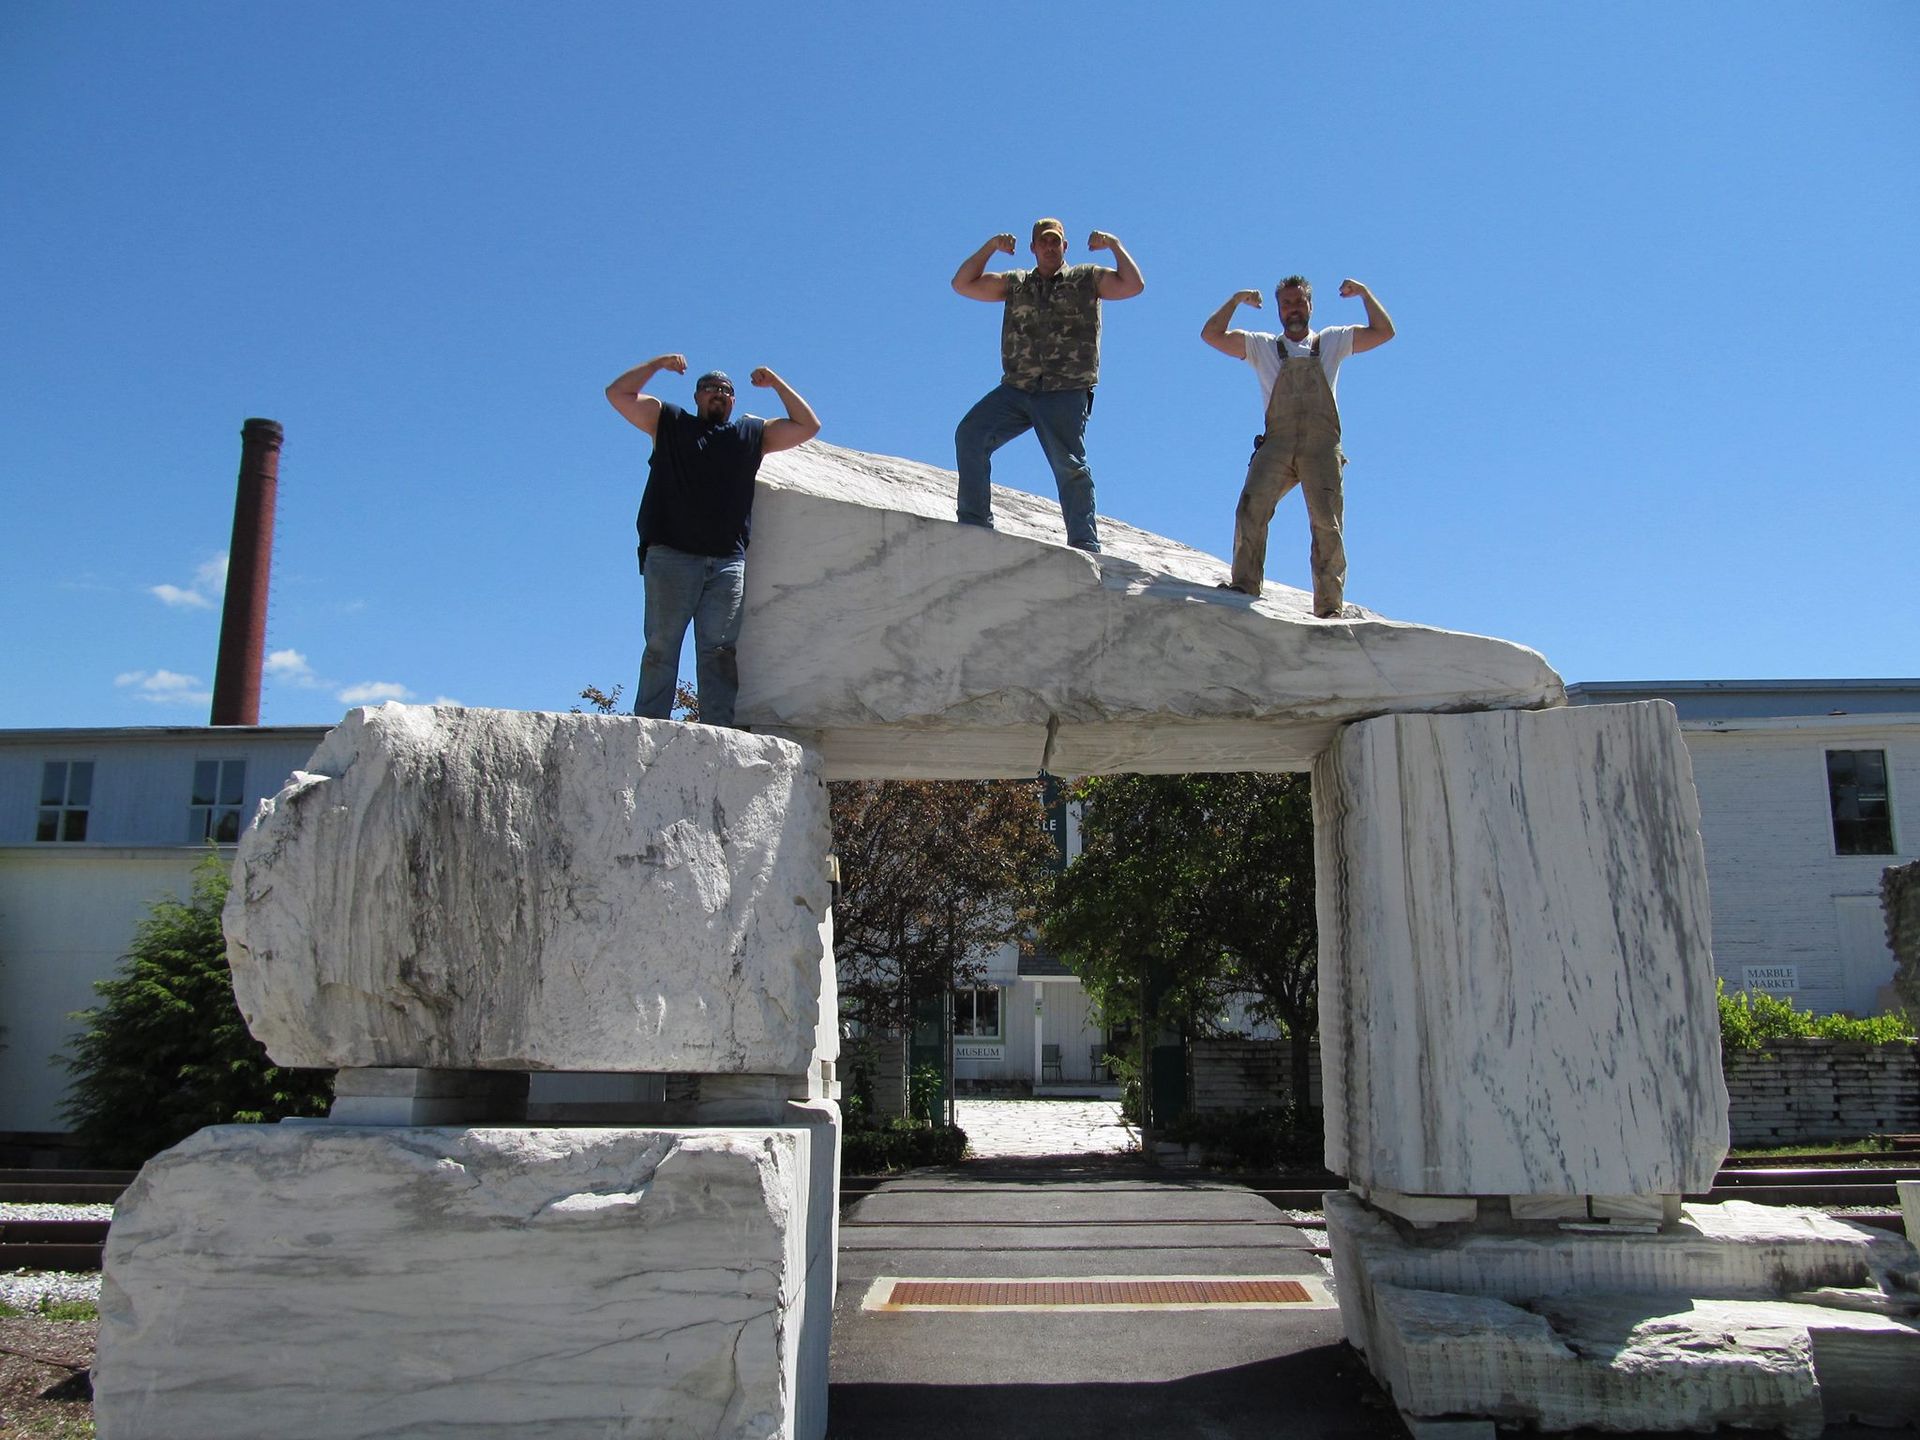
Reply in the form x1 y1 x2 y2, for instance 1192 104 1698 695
115 669 211 705
429 695 465 707
149 551 229 610
338 681 414 706
265 648 323 687
150 583 214 610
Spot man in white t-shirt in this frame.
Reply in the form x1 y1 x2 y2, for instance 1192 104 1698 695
1201 275 1395 615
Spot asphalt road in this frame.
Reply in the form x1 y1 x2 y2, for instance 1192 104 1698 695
827 1156 1398 1439
825 1153 1907 1440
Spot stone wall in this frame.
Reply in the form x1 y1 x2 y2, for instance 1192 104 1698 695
1724 1037 1920 1146
1190 1037 1322 1112
1886 860 1920 1018
1196 1035 1920 1148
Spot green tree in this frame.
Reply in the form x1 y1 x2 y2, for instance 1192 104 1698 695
61 853 333 1167
1043 771 1319 1133
830 779 1057 1124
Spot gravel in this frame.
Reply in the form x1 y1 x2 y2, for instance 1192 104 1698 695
0 1201 115 1221
0 1269 102 1311
0 1201 112 1310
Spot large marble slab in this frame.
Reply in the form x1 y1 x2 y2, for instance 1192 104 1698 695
1326 1192 1920 1437
1313 701 1729 1198
225 705 836 1074
95 1119 837 1440
737 443 1565 778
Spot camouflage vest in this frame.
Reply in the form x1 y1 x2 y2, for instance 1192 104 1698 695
1000 263 1104 391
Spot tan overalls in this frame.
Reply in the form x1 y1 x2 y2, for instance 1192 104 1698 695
1229 335 1346 616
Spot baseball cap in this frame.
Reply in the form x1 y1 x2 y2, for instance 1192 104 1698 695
1031 217 1065 242
694 371 734 395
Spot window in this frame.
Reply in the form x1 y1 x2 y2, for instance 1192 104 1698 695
189 759 248 843
953 987 1002 1040
37 761 94 842
1826 749 1894 855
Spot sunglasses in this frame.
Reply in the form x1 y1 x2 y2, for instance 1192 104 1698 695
696 383 734 397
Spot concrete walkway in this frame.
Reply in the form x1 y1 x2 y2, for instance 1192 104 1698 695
955 1097 1135 1160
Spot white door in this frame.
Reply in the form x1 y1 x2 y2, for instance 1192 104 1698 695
1832 894 1897 1017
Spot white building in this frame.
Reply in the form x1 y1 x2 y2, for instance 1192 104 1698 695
6 680 1909 1145
0 725 326 1145
1567 680 1916 1017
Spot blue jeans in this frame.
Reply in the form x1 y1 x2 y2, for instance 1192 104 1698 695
955 384 1100 551
635 544 746 727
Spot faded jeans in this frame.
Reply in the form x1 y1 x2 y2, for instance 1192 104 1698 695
635 544 746 727
955 384 1100 551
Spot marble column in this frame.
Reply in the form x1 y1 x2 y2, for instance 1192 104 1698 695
1313 700 1729 1210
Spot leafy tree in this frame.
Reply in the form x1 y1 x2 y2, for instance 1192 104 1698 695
61 853 333 1167
830 779 1057 1037
1043 771 1319 1131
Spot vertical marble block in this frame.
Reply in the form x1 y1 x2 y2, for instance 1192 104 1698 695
1314 702 1729 1197
95 1120 837 1440
225 704 836 1074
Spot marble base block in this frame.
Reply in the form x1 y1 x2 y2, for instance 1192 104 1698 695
1327 1191 1920 1437
738 442 1564 778
1314 701 1729 1198
95 1118 839 1440
224 704 837 1075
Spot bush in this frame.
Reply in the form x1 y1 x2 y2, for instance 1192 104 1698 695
1108 1051 1143 1125
1717 978 1917 1052
908 1062 943 1125
1159 1105 1325 1172
843 1117 969 1173
61 853 334 1167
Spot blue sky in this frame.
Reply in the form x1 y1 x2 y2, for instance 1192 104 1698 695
3 2 1915 730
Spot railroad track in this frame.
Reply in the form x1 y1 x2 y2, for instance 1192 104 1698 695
7 1158 1915 1272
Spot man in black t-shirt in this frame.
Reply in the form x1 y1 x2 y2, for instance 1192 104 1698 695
605 355 820 726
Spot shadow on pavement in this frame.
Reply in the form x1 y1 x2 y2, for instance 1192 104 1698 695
828 1344 1400 1440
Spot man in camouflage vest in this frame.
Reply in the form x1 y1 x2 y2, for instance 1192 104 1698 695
951 218 1145 552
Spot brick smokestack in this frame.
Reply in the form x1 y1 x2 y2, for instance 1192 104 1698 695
209 418 283 726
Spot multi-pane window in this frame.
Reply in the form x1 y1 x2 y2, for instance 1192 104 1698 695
37 761 94 842
953 987 1002 1039
189 759 248 843
1826 749 1894 856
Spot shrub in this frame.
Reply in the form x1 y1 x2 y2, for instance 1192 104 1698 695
61 853 334 1166
908 1062 943 1125
1159 1105 1325 1172
843 1118 969 1173
1717 978 1916 1052
1108 1051 1144 1125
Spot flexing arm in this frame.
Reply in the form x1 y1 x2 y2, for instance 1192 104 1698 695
1340 280 1396 353
604 354 687 435
951 234 1016 301
1201 290 1263 358
1089 231 1145 300
752 368 821 453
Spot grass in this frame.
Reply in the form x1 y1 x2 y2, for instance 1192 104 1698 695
1726 1135 1894 1160
0 1297 98 1322
4 1415 95 1438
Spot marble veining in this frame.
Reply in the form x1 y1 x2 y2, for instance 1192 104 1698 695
740 443 1565 778
225 705 836 1075
1315 702 1730 1197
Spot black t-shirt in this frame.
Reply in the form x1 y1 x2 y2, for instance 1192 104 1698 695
636 402 768 561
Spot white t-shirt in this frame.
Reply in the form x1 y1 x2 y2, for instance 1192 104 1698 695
1243 325 1358 404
